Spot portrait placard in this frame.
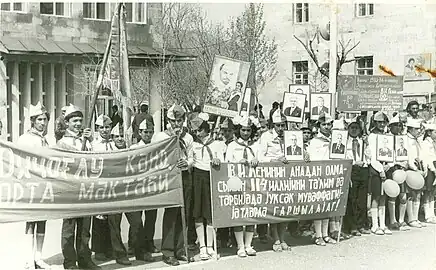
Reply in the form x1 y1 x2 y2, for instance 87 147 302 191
395 135 408 162
376 134 395 163
404 54 432 82
310 93 332 120
282 92 306 123
330 130 348 159
289 84 310 113
284 131 304 161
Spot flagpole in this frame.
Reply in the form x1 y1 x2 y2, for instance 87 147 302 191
81 26 113 151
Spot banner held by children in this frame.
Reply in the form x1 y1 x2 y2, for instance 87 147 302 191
0 137 184 223
210 160 352 228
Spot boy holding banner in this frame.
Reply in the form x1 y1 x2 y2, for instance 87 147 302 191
151 104 194 266
91 115 131 266
226 115 260 257
306 113 337 246
190 114 226 260
257 110 291 252
56 104 100 270
17 102 51 269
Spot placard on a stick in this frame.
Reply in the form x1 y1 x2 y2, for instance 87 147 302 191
337 75 403 112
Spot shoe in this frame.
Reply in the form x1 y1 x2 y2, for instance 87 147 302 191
280 242 291 251
237 248 247 258
162 256 180 266
206 246 217 259
418 220 427 227
425 217 436 224
371 227 385 235
389 222 400 231
150 245 160 253
94 253 107 261
359 228 371 235
408 220 422 228
382 227 392 235
63 265 79 270
399 222 411 231
323 236 336 244
245 246 257 256
350 229 361 236
34 260 51 269
272 241 282 252
77 260 101 270
116 257 131 266
175 254 190 262
136 252 155 262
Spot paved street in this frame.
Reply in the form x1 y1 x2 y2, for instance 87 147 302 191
1 213 435 270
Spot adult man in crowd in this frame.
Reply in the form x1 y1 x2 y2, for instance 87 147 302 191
151 104 194 266
110 105 123 128
55 105 68 142
127 118 157 263
131 104 154 142
57 104 100 270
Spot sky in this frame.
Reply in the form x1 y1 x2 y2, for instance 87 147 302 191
200 3 246 26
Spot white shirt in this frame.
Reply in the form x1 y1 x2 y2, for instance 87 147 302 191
92 136 117 152
257 129 285 162
17 128 49 148
226 138 258 162
192 135 225 171
151 129 194 169
406 133 423 171
57 129 92 151
306 133 331 161
130 140 148 149
345 136 362 165
421 137 436 172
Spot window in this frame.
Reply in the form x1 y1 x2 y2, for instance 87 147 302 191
125 2 147 24
356 56 373 75
294 3 309 23
357 3 374 17
1 2 24 12
40 2 71 16
83 2 110 20
293 61 309 84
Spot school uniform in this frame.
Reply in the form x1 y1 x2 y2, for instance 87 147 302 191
422 137 436 191
151 128 194 259
57 130 95 269
368 132 386 196
405 133 424 189
91 137 128 261
192 135 226 221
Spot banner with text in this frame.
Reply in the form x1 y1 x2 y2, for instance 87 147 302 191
0 137 183 223
211 160 352 228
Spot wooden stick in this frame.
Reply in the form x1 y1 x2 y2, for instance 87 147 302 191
81 30 113 150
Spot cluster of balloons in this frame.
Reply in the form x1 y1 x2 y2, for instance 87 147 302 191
383 170 425 197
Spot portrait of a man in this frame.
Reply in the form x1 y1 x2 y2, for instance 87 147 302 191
404 54 431 81
227 81 244 111
332 133 345 154
312 96 329 115
283 96 302 118
289 84 311 113
282 92 305 123
379 137 393 157
286 133 302 156
396 137 407 156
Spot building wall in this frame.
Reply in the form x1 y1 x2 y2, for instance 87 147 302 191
0 2 162 142
259 3 436 108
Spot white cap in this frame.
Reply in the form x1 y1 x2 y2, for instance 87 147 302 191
111 123 121 136
272 110 286 124
64 104 82 118
139 118 154 130
167 104 185 120
389 115 400 125
29 101 47 118
95 114 112 126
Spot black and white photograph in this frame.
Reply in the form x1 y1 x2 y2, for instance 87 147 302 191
289 84 310 113
377 134 395 163
330 130 348 159
395 135 408 162
310 93 332 120
282 92 306 123
284 130 304 161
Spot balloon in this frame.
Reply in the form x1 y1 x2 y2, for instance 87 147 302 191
227 177 243 192
406 170 425 190
383 179 400 198
392 170 407 184
319 21 330 41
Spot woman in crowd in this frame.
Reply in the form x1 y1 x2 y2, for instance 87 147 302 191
226 115 259 257
306 113 337 246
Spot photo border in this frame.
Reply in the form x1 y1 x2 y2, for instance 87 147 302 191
310 93 332 120
284 130 304 161
376 134 395 163
329 130 348 160
282 92 306 124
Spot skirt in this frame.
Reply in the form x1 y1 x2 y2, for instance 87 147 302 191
386 165 408 194
192 168 212 222
369 165 383 196
425 167 436 192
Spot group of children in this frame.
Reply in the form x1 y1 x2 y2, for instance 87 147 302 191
13 98 436 269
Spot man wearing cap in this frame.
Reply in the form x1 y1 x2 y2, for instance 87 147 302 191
343 118 371 236
17 102 51 269
56 104 100 269
405 117 426 228
90 115 131 266
306 112 338 246
55 104 69 142
125 118 157 262
151 104 194 266
257 110 291 251
131 104 154 143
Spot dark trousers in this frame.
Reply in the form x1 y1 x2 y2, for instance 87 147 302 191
257 224 268 236
91 215 127 259
344 166 369 231
182 170 196 245
125 210 158 255
161 207 184 257
143 210 158 252
61 217 92 268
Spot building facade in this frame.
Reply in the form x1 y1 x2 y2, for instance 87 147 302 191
0 2 194 143
259 3 436 109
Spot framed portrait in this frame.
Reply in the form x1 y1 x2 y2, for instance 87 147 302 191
330 130 348 159
282 92 306 123
284 131 304 161
203 55 251 118
289 84 310 113
404 53 431 82
376 134 395 163
344 111 360 123
394 135 408 162
310 93 332 120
